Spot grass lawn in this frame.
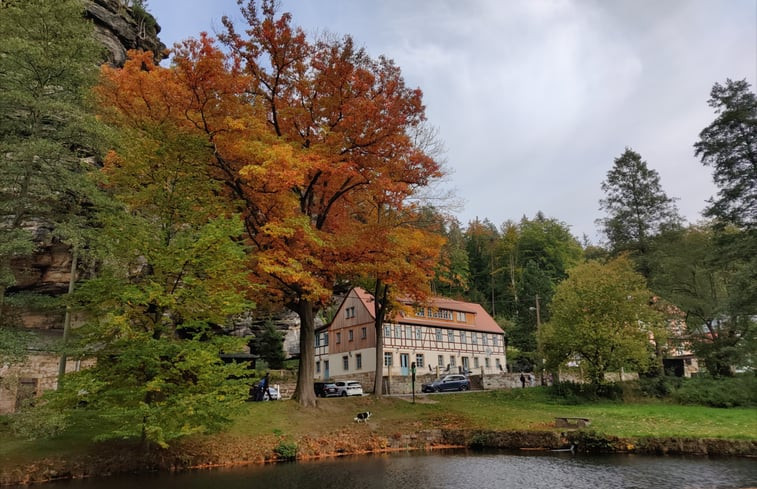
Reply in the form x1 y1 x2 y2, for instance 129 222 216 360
2 387 755 469
225 388 756 442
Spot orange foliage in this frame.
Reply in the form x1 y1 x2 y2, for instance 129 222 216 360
96 1 444 404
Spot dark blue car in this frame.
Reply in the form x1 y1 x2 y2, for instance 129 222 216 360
421 374 470 393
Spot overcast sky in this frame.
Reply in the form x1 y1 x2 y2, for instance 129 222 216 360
147 0 756 242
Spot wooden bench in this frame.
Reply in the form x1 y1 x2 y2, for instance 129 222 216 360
554 417 591 428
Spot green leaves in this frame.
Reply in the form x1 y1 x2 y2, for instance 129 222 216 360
50 334 248 448
542 256 665 384
695 79 757 231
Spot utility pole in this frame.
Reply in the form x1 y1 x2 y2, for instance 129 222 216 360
535 294 544 386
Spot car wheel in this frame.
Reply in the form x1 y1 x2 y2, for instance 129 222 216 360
341 391 347 397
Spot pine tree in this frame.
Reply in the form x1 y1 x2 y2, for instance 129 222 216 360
695 79 757 230
598 148 681 260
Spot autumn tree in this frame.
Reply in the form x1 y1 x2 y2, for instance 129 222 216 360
97 1 441 406
598 148 681 264
345 200 444 395
541 256 665 385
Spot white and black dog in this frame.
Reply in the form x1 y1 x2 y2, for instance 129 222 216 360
354 411 372 423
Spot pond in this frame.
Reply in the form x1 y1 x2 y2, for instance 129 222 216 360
21 450 757 489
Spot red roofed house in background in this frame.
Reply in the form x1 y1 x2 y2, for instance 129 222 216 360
314 287 506 393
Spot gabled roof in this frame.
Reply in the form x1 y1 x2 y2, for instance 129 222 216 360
347 287 503 335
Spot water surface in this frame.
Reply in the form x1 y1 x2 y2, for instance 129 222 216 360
31 450 757 489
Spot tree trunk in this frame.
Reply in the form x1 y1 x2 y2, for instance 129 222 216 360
292 298 318 407
57 249 78 387
372 282 389 396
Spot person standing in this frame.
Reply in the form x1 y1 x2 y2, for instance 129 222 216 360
520 372 526 388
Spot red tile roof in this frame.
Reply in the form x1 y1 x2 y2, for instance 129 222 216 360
350 287 503 335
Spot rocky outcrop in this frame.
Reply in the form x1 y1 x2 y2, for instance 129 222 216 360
85 0 167 67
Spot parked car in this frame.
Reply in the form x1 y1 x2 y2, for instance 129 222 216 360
421 374 470 393
334 380 363 397
314 382 339 398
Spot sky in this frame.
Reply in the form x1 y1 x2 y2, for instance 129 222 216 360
147 0 757 243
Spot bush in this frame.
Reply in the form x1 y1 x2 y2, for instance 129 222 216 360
274 440 298 460
671 374 756 408
9 404 68 440
636 376 682 399
549 381 623 403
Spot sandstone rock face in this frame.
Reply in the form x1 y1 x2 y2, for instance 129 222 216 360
85 0 167 67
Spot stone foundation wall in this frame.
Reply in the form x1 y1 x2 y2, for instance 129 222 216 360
0 354 95 414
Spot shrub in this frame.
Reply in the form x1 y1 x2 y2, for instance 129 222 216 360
274 440 298 460
9 404 68 440
549 381 623 403
671 374 756 408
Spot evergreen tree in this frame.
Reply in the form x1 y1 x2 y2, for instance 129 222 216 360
253 321 286 369
598 148 681 262
695 79 757 230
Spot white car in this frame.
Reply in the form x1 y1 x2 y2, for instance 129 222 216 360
263 386 280 401
334 380 363 397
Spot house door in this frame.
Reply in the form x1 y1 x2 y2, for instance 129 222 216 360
400 353 410 376
324 360 330 379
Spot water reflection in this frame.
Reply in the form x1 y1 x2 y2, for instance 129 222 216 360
35 450 757 489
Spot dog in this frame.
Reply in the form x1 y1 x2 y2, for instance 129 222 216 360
354 411 372 423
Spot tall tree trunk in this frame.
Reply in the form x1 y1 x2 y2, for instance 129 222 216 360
292 298 318 407
57 249 78 387
372 281 389 396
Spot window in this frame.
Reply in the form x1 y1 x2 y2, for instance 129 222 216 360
450 356 456 367
460 331 467 343
342 356 349 371
345 306 355 319
394 325 401 338
485 358 490 368
439 309 452 320
316 361 321 373
462 357 469 370
348 329 354 341
435 328 442 341
415 354 424 368
495 358 501 369
492 335 499 347
405 326 411 339
438 355 444 367
315 334 321 347
415 327 422 340
474 357 480 368
456 311 466 322
416 307 425 317
361 327 367 339
336 332 341 344
482 334 488 346
471 333 478 344
384 352 393 366
384 324 391 338
356 353 362 369
447 330 454 343
324 333 329 346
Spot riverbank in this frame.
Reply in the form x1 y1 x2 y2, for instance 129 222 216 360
2 390 756 486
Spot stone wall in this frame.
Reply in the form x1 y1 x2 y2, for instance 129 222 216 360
0 355 95 414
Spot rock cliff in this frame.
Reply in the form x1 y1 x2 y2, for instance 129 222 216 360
85 0 167 66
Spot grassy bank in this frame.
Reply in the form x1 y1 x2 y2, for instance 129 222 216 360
3 387 755 468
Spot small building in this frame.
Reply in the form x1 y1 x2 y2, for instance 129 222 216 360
314 287 506 391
